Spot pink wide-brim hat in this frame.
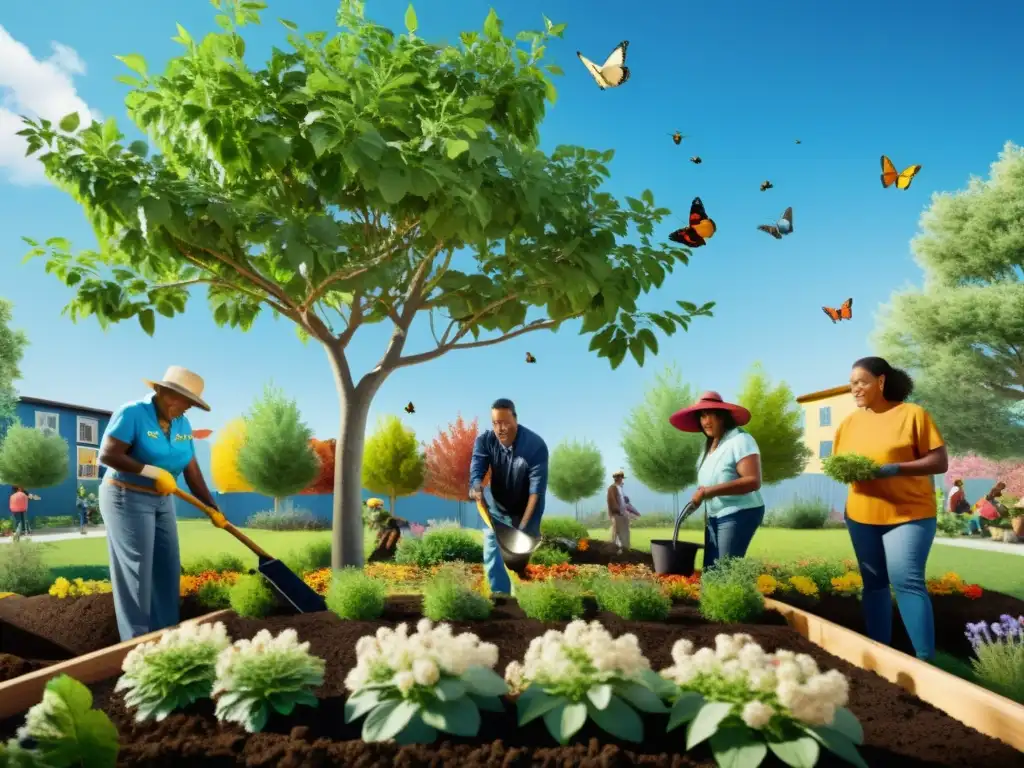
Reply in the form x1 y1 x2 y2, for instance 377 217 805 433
669 390 751 433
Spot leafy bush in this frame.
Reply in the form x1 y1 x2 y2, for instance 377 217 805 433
282 539 332 575
515 579 586 622
593 578 671 621
422 567 492 622
821 454 880 484
425 518 461 531
395 529 483 567
530 545 571 566
539 517 588 542
699 558 765 623
195 580 232 610
182 553 247 575
965 616 1024 703
34 515 77 529
0 423 69 488
580 511 703 530
245 507 330 531
0 540 53 596
228 574 278 619
793 559 849 593
765 498 830 529
325 568 387 620
936 511 966 538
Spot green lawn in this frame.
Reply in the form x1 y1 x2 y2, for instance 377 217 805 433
27 522 1024 601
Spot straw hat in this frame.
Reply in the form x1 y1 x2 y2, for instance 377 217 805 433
143 366 210 411
612 469 626 478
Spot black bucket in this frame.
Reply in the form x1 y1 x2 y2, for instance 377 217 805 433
493 518 541 576
650 502 704 576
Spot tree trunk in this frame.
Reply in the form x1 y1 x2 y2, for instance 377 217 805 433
274 496 281 516
389 494 397 517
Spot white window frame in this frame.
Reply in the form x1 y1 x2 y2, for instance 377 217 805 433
35 411 59 436
77 447 100 480
77 416 99 445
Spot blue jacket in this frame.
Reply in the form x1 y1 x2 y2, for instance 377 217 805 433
469 425 548 519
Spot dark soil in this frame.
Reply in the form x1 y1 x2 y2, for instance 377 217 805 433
1 596 1019 767
570 539 654 568
772 590 1024 660
0 653 53 681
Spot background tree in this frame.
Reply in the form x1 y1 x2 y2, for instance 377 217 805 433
236 385 320 514
621 365 704 512
547 438 605 519
736 362 812 484
874 142 1024 457
362 415 425 515
20 2 713 567
301 438 337 495
210 418 253 493
423 414 490 524
0 425 68 489
0 299 28 428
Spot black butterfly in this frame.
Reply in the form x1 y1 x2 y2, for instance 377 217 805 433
404 402 415 414
689 156 702 165
760 180 774 192
526 352 537 364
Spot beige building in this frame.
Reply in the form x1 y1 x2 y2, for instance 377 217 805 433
795 385 857 474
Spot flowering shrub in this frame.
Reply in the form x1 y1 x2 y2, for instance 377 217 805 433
524 563 580 581
657 633 866 768
505 620 665 744
116 621 231 722
756 575 779 596
965 615 1024 702
180 570 241 597
366 498 385 509
213 628 325 733
831 572 863 597
303 567 332 596
926 572 983 599
658 573 701 602
344 619 506 743
607 563 656 581
48 576 113 598
787 575 819 598
577 538 590 551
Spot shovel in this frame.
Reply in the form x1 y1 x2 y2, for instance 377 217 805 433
173 489 327 613
476 499 542 595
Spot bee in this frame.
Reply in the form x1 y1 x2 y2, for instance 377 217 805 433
404 402 415 414
525 352 537 364
760 180 774 192
669 131 685 145
795 139 802 145
689 156 702 165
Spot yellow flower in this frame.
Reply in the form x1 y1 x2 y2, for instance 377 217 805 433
366 498 385 509
48 577 71 598
788 575 819 597
830 572 863 596
756 574 779 595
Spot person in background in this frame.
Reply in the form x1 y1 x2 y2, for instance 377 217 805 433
669 391 765 571
947 479 969 515
75 492 90 535
967 481 1007 535
98 366 221 641
9 486 28 541
469 398 549 595
832 356 948 661
606 469 630 552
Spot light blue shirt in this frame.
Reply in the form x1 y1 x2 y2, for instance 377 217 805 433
100 395 196 490
696 428 764 519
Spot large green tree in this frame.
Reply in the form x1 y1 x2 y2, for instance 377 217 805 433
621 365 704 511
19 1 712 566
874 142 1024 457
0 299 28 427
735 362 811 484
362 415 425 515
547 438 605 518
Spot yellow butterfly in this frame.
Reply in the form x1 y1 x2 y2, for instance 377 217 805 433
577 41 630 90
880 155 921 190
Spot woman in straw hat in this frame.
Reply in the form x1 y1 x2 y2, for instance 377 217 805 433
97 366 219 641
669 391 764 571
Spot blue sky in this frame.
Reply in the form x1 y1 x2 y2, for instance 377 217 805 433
1 0 1022 512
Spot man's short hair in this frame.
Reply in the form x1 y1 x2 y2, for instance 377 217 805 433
491 398 517 417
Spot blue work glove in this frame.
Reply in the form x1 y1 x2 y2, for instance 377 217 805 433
874 463 900 479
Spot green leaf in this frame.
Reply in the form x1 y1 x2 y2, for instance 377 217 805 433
445 138 470 159
404 4 418 33
343 689 382 723
115 53 148 77
377 169 409 205
768 735 820 768
24 675 119 768
379 72 420 94
686 701 734 749
586 684 612 710
101 117 119 145
420 696 481 737
542 700 587 745
174 23 193 45
545 64 565 76
517 688 561 725
805 726 869 768
482 8 502 41
58 112 81 133
307 125 339 158
614 681 667 714
362 699 419 742
394 713 437 745
587 694 643 742
138 309 155 336
279 18 298 30
637 328 659 354
709 727 768 768
434 679 467 702
629 337 646 366
667 692 705 731
828 707 864 745
461 666 508 697
142 197 173 231
469 694 504 713
128 140 149 158
258 135 291 171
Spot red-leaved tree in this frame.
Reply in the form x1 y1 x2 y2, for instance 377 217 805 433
301 438 337 495
424 416 491 522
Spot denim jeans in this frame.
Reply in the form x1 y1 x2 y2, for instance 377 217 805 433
845 515 936 660
482 507 543 595
966 515 984 535
11 512 26 535
703 506 764 571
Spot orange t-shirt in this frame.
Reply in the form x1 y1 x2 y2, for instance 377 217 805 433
9 492 28 514
832 402 944 526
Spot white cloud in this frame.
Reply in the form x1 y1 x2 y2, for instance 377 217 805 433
0 26 97 186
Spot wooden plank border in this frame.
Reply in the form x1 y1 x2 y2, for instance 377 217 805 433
0 610 231 721
766 597 1024 752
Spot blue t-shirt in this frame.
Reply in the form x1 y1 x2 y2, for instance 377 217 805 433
469 425 548 520
696 428 764 519
100 395 196 489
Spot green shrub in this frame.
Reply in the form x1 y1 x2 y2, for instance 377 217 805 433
936 511 965 538
821 454 880 484
699 558 764 623
228 574 278 618
34 515 76 529
182 553 248 575
539 517 588 542
593 578 670 621
195 580 232 610
395 529 483 567
325 568 387 620
515 580 586 622
766 498 830 529
245 507 330 531
530 545 571 566
282 540 332 575
421 567 492 622
579 511 703 530
792 558 850 593
0 541 52 596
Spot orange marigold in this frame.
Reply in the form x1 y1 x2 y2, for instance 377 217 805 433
577 538 590 551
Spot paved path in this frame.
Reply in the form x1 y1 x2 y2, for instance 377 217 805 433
934 536 1024 557
0 527 108 544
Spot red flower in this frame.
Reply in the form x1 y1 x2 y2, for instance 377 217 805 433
962 584 983 600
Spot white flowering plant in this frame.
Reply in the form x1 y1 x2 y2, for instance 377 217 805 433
212 628 326 733
115 621 231 722
504 620 667 745
343 619 507 744
657 633 867 768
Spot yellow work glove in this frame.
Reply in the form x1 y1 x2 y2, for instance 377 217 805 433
209 511 228 529
140 465 177 495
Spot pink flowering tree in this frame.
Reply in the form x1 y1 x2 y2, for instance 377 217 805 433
947 454 1024 496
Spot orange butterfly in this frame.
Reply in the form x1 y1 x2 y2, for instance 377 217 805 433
404 402 415 414
822 298 853 324
880 155 921 190
191 429 213 440
669 197 717 248
525 352 537 363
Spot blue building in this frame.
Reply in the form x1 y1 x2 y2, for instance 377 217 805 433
1 396 111 521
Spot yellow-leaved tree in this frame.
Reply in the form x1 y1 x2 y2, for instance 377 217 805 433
361 415 425 515
210 418 253 493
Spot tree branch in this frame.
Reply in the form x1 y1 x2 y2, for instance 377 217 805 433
336 290 365 348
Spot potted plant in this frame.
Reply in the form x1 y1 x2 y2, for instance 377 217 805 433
1009 504 1024 538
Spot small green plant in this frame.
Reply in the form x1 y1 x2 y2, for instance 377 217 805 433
325 568 388 620
212 628 325 733
181 553 247 575
821 454 880 484
699 558 765 623
282 539 332 575
245 507 330 531
1 675 119 767
790 558 849 593
228 574 278 619
422 567 492 622
965 617 1024 703
115 621 231 722
0 540 53 596
530 545 571 566
593 578 671 622
395 529 483 567
539 517 589 543
515 579 586 622
195 579 233 610
766 498 830 529
936 511 966 538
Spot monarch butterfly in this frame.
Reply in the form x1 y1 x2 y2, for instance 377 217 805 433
669 131 685 145
880 156 921 190
404 402 415 414
577 41 630 90
669 197 717 248
822 298 853 324
760 180 773 192
526 352 537 363
689 156 702 164
758 207 793 239
192 429 213 440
